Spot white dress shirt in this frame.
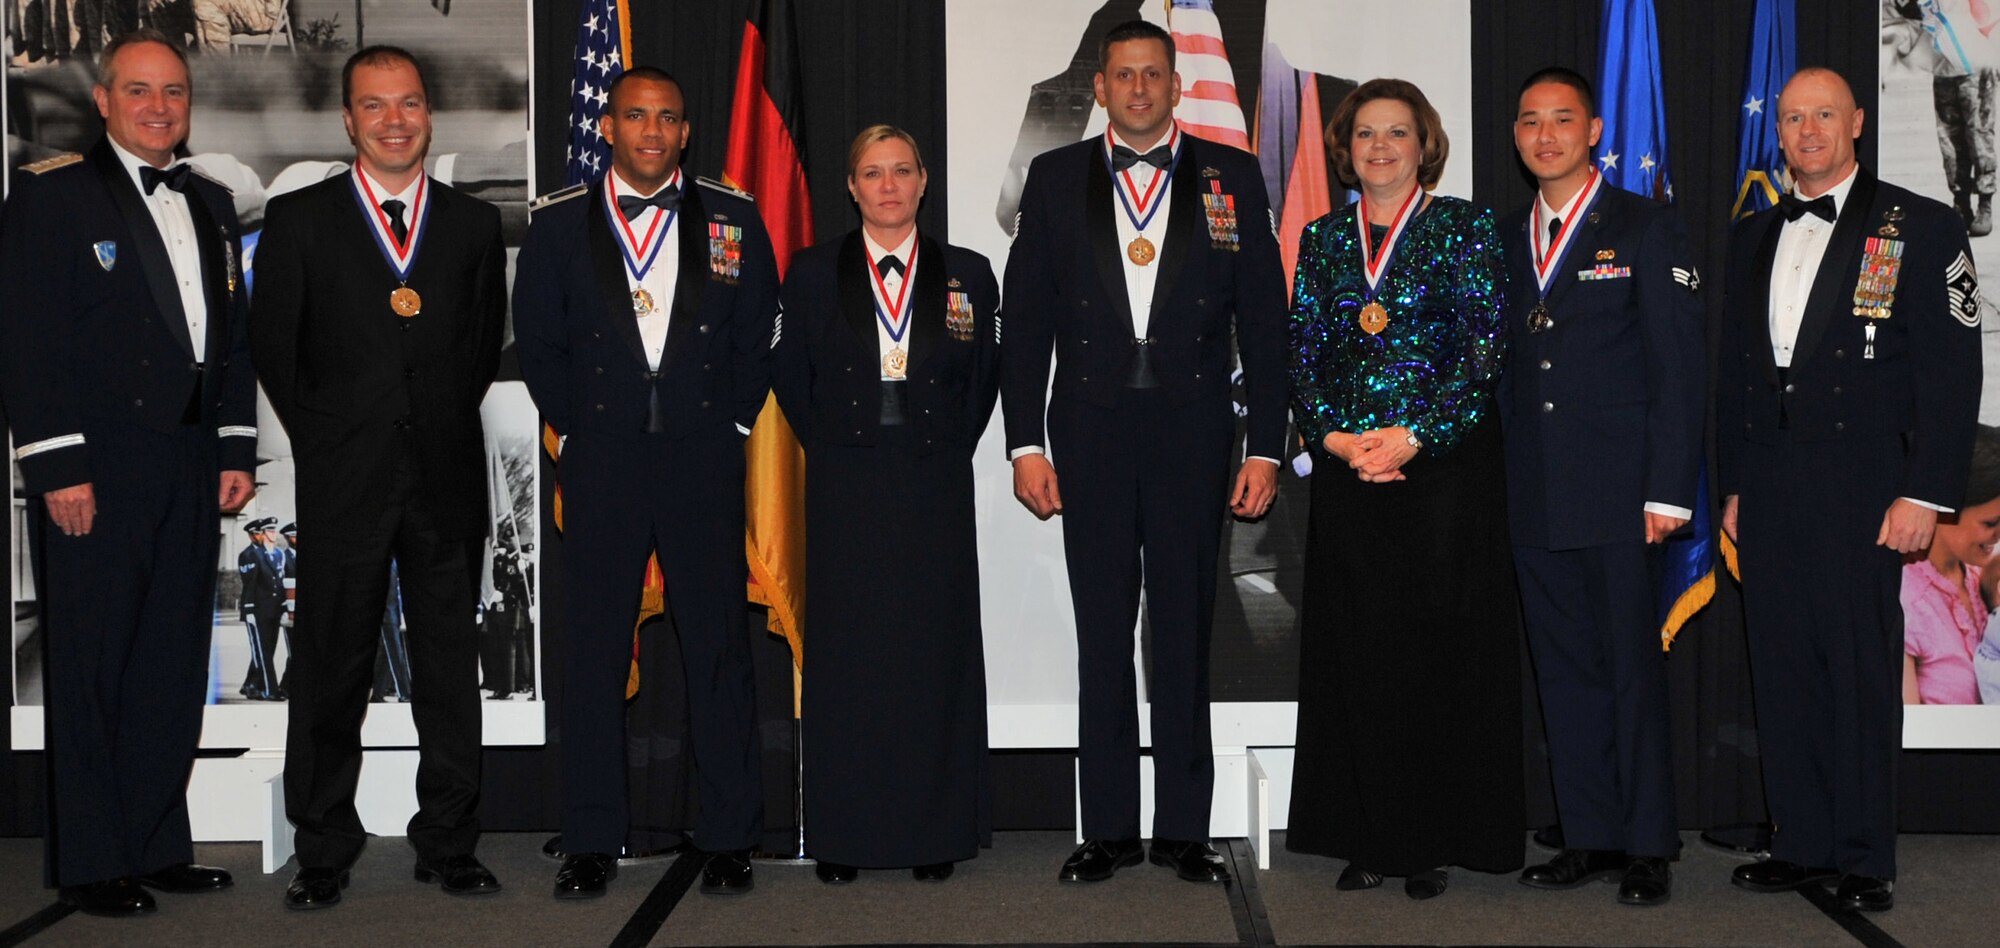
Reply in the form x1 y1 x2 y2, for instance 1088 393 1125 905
607 169 683 371
111 140 208 361
1107 125 1177 339
862 228 919 380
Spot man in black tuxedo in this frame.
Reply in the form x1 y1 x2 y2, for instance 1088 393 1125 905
237 517 288 699
251 45 507 909
0 30 254 917
512 67 775 900
1001 19 1287 885
1719 67 1982 912
1500 68 1706 907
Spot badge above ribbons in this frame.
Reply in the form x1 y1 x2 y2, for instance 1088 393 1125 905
94 241 117 272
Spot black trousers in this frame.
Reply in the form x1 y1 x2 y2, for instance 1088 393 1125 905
1049 389 1232 841
1515 541 1678 858
557 433 763 854
1738 434 1905 879
35 424 216 886
284 452 485 870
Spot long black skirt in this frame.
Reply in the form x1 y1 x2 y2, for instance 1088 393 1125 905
1285 414 1525 876
799 425 992 867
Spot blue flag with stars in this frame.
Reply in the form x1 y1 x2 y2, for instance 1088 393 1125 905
1733 0 1795 220
1597 0 1672 202
566 0 626 187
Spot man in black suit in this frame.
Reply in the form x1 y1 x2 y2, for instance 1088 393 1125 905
512 67 774 900
251 45 507 909
1001 19 1287 885
237 517 288 699
0 30 254 917
1500 68 1706 907
1719 67 1982 912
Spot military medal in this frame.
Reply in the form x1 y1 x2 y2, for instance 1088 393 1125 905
351 169 431 319
632 287 657 317
1354 182 1425 335
1528 168 1603 333
1855 235 1905 359
1203 181 1240 251
1107 126 1179 267
868 241 919 380
947 290 976 341
708 223 743 283
608 171 680 315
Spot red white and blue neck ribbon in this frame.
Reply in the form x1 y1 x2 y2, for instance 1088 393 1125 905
1354 185 1424 294
1105 125 1181 234
1531 169 1602 295
606 170 680 284
350 170 430 283
869 239 918 343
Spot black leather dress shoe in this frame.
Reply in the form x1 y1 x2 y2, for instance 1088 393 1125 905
814 861 858 884
1150 838 1231 883
553 853 617 899
912 862 954 882
284 868 349 910
1520 848 1627 889
1336 864 1384 890
1404 868 1448 900
62 878 156 917
1838 874 1894 912
414 854 501 895
138 863 233 893
1731 858 1838 892
1057 838 1144 883
1618 856 1672 906
700 851 754 894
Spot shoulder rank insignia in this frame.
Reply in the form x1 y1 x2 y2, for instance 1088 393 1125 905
528 182 588 212
1948 250 1981 328
1672 266 1700 292
22 153 82 175
696 176 756 202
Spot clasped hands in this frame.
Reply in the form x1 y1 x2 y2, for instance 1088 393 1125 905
1323 428 1418 483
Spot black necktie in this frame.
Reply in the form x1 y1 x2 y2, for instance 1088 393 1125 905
1779 192 1836 223
617 184 682 220
1110 144 1173 173
876 254 905 280
1547 217 1563 247
140 163 190 196
380 199 410 244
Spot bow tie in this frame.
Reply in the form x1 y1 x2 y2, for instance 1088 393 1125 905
1779 192 1836 223
1110 144 1173 173
875 254 905 279
140 163 191 196
617 185 681 219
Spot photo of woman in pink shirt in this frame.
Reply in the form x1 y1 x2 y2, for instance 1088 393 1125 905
1903 426 2000 705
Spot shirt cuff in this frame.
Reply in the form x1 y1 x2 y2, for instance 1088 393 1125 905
1009 445 1045 460
1643 502 1694 520
1246 456 1281 466
1902 497 1954 513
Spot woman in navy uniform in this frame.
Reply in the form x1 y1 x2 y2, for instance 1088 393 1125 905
774 125 999 883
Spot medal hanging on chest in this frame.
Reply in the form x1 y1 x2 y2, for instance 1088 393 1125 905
1528 170 1602 334
351 171 432 318
1354 186 1424 335
1108 129 1178 267
870 243 918 379
609 172 679 319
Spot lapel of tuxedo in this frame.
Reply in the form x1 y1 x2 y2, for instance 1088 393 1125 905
1791 169 1878 371
907 234 948 373
587 182 652 367
1086 147 1136 337
661 182 708 369
90 140 195 361
182 185 230 372
837 231 878 354
1145 140 1200 324
1749 212 1784 385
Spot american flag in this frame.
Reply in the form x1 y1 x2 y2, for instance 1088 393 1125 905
565 0 628 187
1168 0 1249 151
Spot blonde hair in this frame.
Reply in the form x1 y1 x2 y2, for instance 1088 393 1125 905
846 124 926 178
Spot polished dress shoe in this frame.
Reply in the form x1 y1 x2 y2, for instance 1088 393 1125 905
1731 858 1838 893
1618 856 1672 906
1150 838 1231 883
1057 838 1144 883
1404 868 1448 900
1519 848 1627 889
62 878 155 917
1336 864 1384 890
284 868 349 910
1837 874 1894 912
138 863 233 893
700 851 754 895
553 853 617 899
415 854 501 895
912 862 954 882
814 861 858 884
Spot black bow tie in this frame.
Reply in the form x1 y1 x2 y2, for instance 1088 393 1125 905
1779 192 1836 223
617 185 682 220
139 163 190 196
1110 144 1173 173
875 254 905 279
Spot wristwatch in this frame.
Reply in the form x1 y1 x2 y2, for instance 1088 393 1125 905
1406 432 1424 449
